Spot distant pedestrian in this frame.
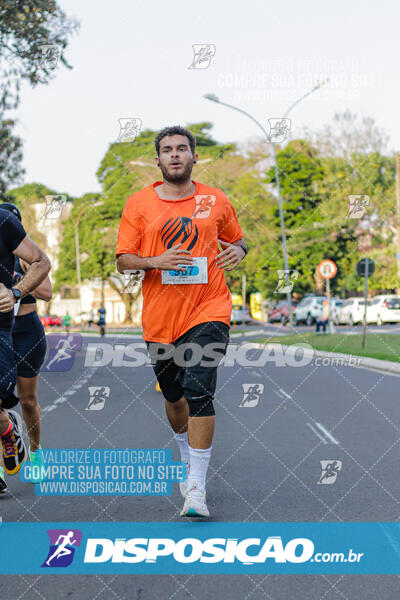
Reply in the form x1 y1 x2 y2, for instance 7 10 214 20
316 300 329 334
98 306 106 337
63 312 71 333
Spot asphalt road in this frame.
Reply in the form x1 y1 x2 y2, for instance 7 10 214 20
1 326 400 599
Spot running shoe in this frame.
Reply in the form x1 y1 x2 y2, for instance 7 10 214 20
1 410 26 475
0 466 7 493
29 446 46 483
180 482 209 518
179 459 190 498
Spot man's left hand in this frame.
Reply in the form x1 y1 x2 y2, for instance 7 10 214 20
215 240 246 271
0 284 15 313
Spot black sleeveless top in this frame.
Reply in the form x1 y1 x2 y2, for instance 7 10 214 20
14 257 36 305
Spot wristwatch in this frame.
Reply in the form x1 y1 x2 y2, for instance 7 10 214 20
239 244 248 256
11 288 22 303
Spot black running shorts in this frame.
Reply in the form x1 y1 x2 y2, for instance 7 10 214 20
146 321 229 409
13 312 47 378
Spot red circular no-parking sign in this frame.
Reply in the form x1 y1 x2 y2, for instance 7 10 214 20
317 259 337 279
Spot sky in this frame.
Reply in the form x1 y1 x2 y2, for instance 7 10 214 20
12 0 400 197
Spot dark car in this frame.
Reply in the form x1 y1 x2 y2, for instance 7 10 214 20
268 300 297 326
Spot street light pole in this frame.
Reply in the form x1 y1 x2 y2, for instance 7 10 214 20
204 81 328 326
73 201 104 329
74 223 82 318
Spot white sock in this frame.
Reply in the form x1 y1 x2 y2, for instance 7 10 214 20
174 432 190 463
187 445 212 490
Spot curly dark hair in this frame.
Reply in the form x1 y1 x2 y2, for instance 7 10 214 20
155 126 196 156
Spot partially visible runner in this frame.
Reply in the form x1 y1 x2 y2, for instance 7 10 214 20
87 308 94 328
0 205 51 492
116 125 247 517
2 203 52 485
98 305 106 336
63 311 71 333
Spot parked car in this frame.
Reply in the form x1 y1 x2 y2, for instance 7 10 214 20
40 314 62 328
293 296 325 326
330 298 344 322
366 295 400 326
268 300 297 325
335 298 369 326
230 305 252 324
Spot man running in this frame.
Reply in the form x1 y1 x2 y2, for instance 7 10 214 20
2 203 52 484
0 205 51 490
116 125 247 517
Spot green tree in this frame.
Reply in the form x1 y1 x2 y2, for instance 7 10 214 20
0 119 24 195
0 1 78 190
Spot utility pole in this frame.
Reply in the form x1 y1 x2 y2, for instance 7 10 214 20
395 154 400 295
242 273 246 308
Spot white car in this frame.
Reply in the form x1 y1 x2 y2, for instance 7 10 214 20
335 297 369 326
330 299 343 322
230 305 252 324
366 295 400 326
293 296 324 326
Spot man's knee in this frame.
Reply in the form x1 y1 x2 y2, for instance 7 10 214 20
20 393 38 411
187 396 215 417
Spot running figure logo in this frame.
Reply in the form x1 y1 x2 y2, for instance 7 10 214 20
42 195 67 220
43 334 82 372
192 195 216 219
86 386 110 411
347 195 370 219
268 118 291 143
188 44 216 69
122 269 145 293
317 460 343 485
275 269 299 294
239 384 264 408
42 529 82 568
39 44 62 70
116 118 142 143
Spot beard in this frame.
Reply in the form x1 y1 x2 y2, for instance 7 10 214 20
159 161 193 184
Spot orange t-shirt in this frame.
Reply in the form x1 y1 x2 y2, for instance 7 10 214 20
116 181 244 343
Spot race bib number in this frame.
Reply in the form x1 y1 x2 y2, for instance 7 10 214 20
161 257 208 285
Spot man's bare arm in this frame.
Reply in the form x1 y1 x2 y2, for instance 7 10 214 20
116 243 193 274
13 236 51 297
19 259 52 302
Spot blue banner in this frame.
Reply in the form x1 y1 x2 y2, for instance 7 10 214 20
0 522 399 574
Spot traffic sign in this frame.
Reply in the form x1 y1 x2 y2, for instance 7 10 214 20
357 258 375 277
317 259 337 279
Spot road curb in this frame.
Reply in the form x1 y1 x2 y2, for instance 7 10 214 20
241 341 400 375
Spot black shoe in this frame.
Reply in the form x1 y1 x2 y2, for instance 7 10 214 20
1 391 19 409
1 410 26 475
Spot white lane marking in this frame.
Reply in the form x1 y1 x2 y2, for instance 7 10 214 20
306 422 328 444
249 369 263 379
278 388 292 401
315 422 340 445
273 389 287 400
41 366 99 415
54 397 68 404
230 328 285 338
